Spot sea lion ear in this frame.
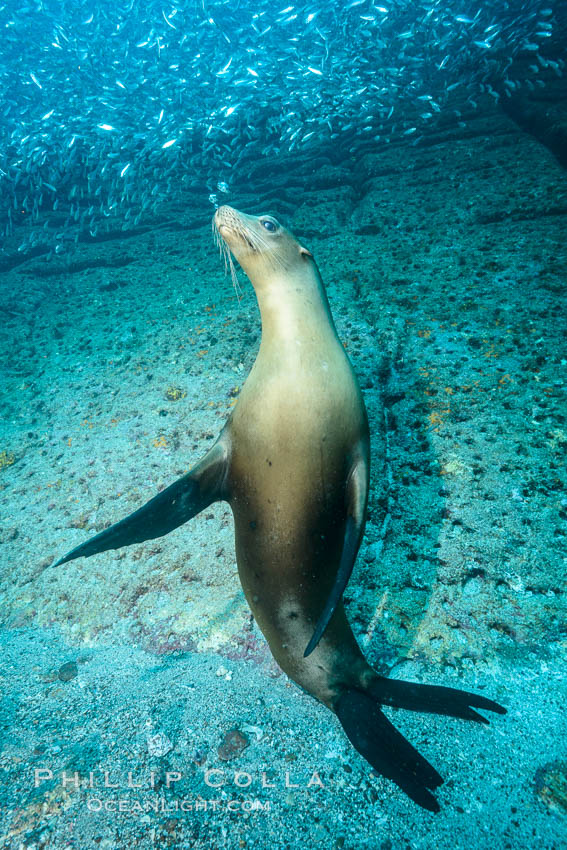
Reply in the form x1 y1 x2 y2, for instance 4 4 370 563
299 245 313 259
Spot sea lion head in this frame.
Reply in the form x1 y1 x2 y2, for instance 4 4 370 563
213 205 313 285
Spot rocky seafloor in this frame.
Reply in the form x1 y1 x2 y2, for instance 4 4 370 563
1 86 566 849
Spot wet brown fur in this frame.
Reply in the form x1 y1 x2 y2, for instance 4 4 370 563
213 205 374 710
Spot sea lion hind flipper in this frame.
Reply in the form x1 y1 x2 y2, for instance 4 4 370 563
53 437 231 566
369 678 507 723
336 688 442 812
303 455 368 657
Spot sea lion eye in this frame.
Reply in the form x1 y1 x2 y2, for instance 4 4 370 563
261 219 277 232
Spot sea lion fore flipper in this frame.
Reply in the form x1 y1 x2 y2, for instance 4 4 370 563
335 689 442 813
304 453 368 657
53 436 231 566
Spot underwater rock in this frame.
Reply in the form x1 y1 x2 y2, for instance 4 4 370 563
146 731 174 758
57 661 78 682
165 387 187 402
217 729 250 762
535 761 567 814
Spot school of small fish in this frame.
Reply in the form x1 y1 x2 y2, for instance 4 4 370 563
0 0 563 258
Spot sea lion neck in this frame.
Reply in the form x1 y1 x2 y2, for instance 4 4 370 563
251 264 340 354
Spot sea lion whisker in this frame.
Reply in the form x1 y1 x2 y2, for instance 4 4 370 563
215 228 243 302
227 251 243 302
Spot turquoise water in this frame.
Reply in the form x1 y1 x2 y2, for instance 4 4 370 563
1 2 566 848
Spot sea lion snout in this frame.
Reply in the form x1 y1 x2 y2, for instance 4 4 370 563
213 204 238 236
214 205 263 256
214 204 235 226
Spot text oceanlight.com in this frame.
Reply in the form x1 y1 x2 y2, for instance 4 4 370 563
87 797 271 814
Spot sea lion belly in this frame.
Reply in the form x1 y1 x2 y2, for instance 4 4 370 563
226 340 369 702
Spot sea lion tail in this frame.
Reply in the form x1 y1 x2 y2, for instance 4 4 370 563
53 436 230 566
335 679 506 811
335 688 442 812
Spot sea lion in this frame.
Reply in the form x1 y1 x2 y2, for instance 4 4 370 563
54 205 505 811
